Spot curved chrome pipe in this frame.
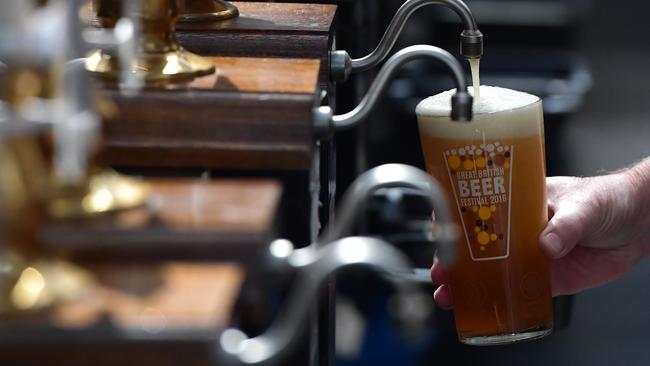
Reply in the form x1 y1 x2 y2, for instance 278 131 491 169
218 236 423 365
218 164 457 365
353 0 480 73
322 45 472 136
330 0 482 82
319 164 458 265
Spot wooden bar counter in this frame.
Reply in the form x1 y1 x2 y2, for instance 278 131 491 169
12 179 280 365
176 2 337 84
0 262 244 366
98 56 320 170
39 178 282 266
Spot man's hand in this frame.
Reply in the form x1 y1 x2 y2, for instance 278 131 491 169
431 159 650 308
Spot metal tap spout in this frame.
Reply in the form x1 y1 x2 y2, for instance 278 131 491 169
330 0 483 82
353 0 482 73
320 45 472 137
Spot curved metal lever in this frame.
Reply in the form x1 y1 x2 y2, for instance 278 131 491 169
330 0 483 82
319 164 458 265
218 236 424 365
316 44 472 137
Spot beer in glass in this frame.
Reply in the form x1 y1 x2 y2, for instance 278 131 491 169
417 86 553 345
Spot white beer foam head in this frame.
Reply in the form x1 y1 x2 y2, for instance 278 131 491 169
417 86 543 139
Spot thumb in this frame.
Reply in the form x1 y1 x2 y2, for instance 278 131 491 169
540 201 598 259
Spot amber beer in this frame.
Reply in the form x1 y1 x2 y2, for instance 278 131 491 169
417 86 553 345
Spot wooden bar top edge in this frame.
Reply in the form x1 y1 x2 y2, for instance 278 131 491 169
176 2 337 33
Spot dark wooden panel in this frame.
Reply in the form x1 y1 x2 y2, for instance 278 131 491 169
39 178 282 264
98 56 320 170
179 2 336 32
0 262 243 366
176 2 337 84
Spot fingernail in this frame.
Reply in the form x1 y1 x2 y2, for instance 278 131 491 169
543 232 564 257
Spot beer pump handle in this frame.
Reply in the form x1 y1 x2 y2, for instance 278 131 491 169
330 0 483 82
219 236 424 366
316 44 472 137
319 163 458 265
0 0 98 184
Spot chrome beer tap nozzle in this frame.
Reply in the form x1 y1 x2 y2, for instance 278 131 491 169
461 29 483 60
451 90 473 122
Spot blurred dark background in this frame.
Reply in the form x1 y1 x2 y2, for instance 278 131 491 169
331 0 650 365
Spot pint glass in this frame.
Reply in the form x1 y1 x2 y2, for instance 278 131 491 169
417 86 553 345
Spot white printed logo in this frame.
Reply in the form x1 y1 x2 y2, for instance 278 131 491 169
443 142 513 261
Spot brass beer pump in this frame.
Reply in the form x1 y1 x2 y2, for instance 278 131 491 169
0 0 165 313
0 0 155 314
52 0 150 218
178 0 239 23
86 0 215 86
0 124 95 314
